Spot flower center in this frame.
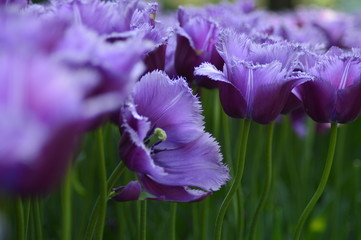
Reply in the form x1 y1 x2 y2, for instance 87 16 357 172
145 127 167 148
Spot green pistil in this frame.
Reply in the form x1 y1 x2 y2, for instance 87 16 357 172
145 128 167 147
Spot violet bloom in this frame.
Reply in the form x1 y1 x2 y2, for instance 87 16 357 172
174 7 223 88
295 7 351 49
50 0 171 77
117 71 229 202
298 51 361 123
0 0 28 7
54 24 148 107
112 181 141 202
0 54 100 195
195 30 309 124
50 0 155 35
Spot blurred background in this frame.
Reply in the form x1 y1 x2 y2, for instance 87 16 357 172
159 0 361 12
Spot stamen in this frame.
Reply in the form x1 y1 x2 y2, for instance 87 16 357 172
145 128 167 147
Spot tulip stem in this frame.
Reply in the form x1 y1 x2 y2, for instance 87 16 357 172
170 202 177 240
293 122 338 240
106 162 126 193
140 200 147 240
248 122 275 240
215 119 251 240
24 199 31 239
62 162 72 240
16 198 25 240
32 198 42 240
84 160 126 240
96 128 108 240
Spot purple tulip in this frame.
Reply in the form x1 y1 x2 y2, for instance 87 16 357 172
0 8 148 115
0 54 100 195
50 0 171 77
117 71 229 202
174 7 223 88
54 24 148 112
0 0 28 7
49 0 149 35
298 51 361 123
296 7 351 49
112 181 142 202
0 6 148 194
195 30 309 124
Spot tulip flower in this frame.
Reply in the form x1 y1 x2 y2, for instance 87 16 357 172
298 51 361 123
195 29 309 123
117 71 229 202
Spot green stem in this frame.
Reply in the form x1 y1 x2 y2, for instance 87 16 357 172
293 122 338 240
62 163 72 240
248 123 275 240
84 160 126 240
192 204 200 239
84 198 100 240
24 200 31 239
140 200 147 240
32 198 42 240
331 125 346 240
96 128 107 240
215 119 251 240
201 199 209 240
16 198 25 240
212 89 221 139
106 161 126 193
237 188 245 238
170 203 177 240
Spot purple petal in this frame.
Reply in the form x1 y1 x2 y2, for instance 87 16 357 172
132 71 205 147
112 181 141 202
281 93 302 114
130 2 158 29
0 0 28 6
216 29 252 64
336 79 361 123
195 62 247 118
175 14 222 87
310 57 361 90
144 43 167 73
119 104 165 176
138 174 211 202
194 62 228 83
178 17 218 54
0 55 87 195
119 70 229 199
299 79 336 123
174 34 200 81
251 63 309 124
218 81 248 118
51 0 139 34
151 133 228 191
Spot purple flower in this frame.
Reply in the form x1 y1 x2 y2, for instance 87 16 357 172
117 71 229 202
0 0 28 7
174 7 223 88
49 0 151 35
195 30 309 124
1 2 151 129
49 0 172 77
0 54 99 195
296 7 351 48
298 51 361 123
54 24 148 110
112 181 141 202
